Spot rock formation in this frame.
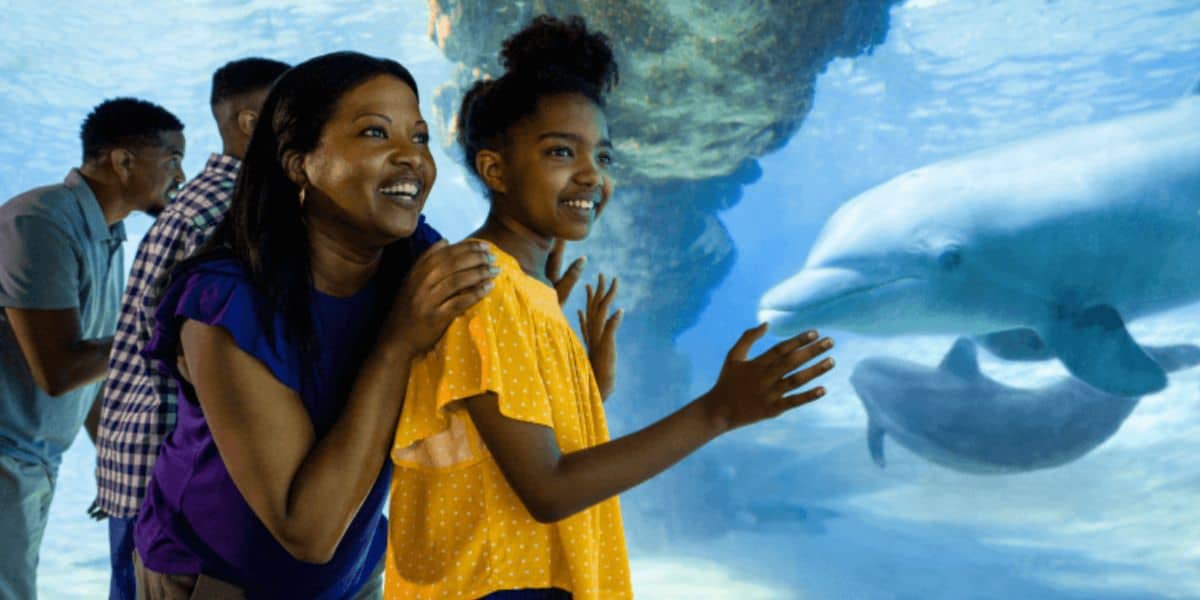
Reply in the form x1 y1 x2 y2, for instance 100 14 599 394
427 0 901 541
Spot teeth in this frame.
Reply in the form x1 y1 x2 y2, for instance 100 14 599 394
563 199 594 210
380 182 420 196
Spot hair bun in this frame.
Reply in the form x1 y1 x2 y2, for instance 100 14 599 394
499 15 618 93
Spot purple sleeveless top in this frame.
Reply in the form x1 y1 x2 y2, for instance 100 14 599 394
135 221 440 599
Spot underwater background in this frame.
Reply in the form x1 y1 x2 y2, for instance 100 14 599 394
2 0 1198 597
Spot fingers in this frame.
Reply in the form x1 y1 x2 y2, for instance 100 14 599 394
424 263 497 306
434 280 493 320
597 276 618 314
546 239 565 279
727 323 769 362
776 386 827 413
601 308 623 347
554 256 587 305
757 330 817 366
577 309 589 347
419 241 495 286
770 357 835 398
767 335 834 381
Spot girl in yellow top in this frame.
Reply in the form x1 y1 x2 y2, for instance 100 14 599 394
387 15 836 600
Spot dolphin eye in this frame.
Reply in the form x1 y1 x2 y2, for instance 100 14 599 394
938 246 962 270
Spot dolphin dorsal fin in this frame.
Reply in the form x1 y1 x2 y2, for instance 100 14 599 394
939 337 981 378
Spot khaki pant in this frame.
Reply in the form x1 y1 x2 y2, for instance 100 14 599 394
133 552 244 599
133 551 385 599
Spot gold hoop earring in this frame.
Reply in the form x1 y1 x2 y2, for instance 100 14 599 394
298 186 307 207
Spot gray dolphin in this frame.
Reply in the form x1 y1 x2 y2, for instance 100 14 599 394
849 338 1200 474
758 92 1200 397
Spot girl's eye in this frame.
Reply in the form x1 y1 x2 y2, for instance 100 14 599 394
413 132 430 145
598 152 614 167
548 146 573 158
362 126 387 139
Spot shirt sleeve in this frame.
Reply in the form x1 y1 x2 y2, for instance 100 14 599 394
144 262 300 393
392 276 554 462
0 214 80 310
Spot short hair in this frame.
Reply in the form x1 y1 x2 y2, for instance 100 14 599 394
210 57 292 107
79 97 184 162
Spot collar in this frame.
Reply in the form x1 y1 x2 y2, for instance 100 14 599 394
203 153 242 181
65 168 126 243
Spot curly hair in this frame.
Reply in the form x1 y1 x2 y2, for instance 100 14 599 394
456 15 619 186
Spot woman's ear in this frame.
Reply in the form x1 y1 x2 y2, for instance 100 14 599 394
282 150 307 188
475 149 507 196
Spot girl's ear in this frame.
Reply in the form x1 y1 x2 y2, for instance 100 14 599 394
282 150 307 187
475 149 507 195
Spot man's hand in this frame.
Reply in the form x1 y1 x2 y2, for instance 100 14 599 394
87 499 108 521
547 239 587 306
577 274 622 400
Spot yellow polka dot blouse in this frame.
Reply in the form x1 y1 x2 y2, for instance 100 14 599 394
386 241 632 599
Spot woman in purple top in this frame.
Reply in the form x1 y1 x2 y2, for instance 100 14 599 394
133 52 499 599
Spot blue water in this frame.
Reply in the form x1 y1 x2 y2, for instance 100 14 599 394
3 1 1199 598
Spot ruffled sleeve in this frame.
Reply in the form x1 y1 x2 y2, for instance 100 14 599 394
143 258 300 392
392 270 554 468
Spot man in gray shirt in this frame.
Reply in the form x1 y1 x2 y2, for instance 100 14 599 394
0 97 184 599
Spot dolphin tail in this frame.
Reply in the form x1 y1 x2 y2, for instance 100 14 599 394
868 418 887 468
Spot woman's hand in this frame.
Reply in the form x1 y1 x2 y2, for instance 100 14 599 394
383 240 497 356
577 273 622 400
701 324 834 433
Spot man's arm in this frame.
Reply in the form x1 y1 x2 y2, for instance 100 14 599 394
5 306 112 396
85 385 102 443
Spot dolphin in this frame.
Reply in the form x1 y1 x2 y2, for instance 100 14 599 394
758 93 1200 396
849 338 1200 474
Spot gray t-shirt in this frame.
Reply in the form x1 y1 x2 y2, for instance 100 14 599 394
0 169 124 466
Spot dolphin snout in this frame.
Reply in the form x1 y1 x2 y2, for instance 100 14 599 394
757 267 872 334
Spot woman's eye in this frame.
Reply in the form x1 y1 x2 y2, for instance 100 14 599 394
362 126 387 139
548 146 573 158
413 132 430 145
598 153 614 167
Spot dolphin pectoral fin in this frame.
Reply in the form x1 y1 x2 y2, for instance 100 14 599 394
939 337 981 378
1144 344 1200 372
1042 305 1168 397
977 328 1054 361
868 418 887 468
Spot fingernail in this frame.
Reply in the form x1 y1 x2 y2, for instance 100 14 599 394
824 358 835 368
806 330 817 340
484 252 496 263
815 388 826 397
821 338 833 349
482 280 494 292
579 256 588 265
475 241 489 251
489 266 501 276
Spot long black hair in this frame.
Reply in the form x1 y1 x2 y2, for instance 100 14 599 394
457 15 619 192
192 51 421 350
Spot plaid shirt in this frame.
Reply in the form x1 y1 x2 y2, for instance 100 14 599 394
95 153 239 518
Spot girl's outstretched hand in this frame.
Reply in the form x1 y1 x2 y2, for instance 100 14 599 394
701 324 834 433
577 273 622 400
384 239 498 356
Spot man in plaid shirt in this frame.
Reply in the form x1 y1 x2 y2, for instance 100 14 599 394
95 57 289 600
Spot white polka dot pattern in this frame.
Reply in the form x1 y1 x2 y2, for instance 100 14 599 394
386 242 632 599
